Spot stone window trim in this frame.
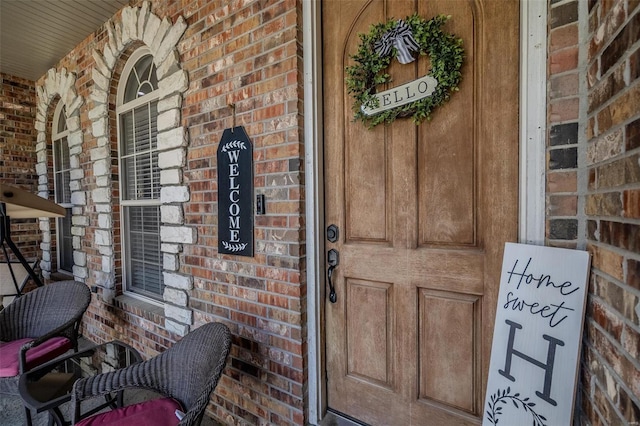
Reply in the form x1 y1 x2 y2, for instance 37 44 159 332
90 2 195 336
35 68 86 282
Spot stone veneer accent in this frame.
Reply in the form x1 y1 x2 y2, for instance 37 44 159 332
35 68 86 281
89 2 195 335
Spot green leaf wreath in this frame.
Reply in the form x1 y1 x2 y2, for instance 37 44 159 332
346 14 464 128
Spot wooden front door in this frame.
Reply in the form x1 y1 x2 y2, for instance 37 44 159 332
322 1 520 424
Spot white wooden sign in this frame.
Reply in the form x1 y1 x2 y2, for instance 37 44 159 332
483 243 590 426
361 75 437 116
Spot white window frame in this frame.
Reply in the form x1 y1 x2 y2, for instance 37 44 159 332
117 47 163 304
52 101 74 275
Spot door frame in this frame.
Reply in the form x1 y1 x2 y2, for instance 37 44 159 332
302 1 548 424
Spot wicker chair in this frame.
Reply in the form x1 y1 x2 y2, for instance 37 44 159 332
0 280 91 395
71 322 232 426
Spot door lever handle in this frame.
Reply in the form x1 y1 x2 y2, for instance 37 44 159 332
327 249 339 303
327 265 337 303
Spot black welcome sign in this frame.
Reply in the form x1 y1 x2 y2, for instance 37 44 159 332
217 126 253 256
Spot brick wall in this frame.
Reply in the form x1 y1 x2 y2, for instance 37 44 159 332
172 1 305 422
177 1 305 423
582 0 640 423
548 0 640 423
548 0 580 247
33 1 306 424
0 73 40 262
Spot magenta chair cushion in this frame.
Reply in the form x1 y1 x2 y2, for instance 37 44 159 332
76 397 184 426
0 336 72 377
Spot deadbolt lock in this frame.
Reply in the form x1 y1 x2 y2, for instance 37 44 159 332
327 224 339 243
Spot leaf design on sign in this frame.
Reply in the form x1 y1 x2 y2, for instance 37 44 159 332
221 140 247 152
222 241 248 252
485 388 547 426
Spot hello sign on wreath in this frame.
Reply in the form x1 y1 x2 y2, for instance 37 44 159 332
346 14 464 128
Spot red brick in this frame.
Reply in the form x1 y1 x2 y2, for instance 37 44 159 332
592 245 625 281
601 11 640 75
628 118 640 150
588 61 626 113
550 46 579 74
551 73 579 98
628 259 640 290
550 1 579 29
591 297 623 340
550 97 580 122
623 189 640 218
586 192 623 216
548 194 578 215
599 221 640 252
596 82 640 134
550 23 579 52
587 116 596 140
597 156 631 188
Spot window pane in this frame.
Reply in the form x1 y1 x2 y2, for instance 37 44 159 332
61 139 70 170
123 54 158 102
135 154 152 199
124 70 139 103
55 172 71 204
54 140 62 170
54 137 71 204
152 150 160 199
126 205 162 296
121 101 158 201
135 55 158 94
150 102 158 150
134 104 151 152
57 106 67 133
58 208 73 272
122 157 136 200
120 111 134 156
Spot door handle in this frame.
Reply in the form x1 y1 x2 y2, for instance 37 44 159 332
327 249 339 303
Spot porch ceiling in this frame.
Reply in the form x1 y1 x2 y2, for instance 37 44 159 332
0 0 129 82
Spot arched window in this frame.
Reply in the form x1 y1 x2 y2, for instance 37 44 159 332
52 102 73 274
117 48 162 300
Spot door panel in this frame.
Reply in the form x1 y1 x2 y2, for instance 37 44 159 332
346 127 389 242
418 289 480 412
346 279 394 387
323 0 519 424
418 0 476 246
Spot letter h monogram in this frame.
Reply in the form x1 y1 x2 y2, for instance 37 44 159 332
498 319 564 406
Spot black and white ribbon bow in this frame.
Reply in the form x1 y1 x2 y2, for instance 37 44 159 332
374 20 420 64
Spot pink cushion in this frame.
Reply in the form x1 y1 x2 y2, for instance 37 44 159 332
76 397 184 426
0 336 72 377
